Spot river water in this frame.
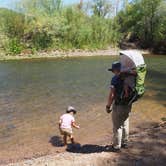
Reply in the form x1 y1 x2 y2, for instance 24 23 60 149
0 55 165 164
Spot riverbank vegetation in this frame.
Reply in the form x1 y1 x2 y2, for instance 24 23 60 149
117 0 166 53
0 0 165 55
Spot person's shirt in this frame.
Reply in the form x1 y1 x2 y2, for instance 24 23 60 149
60 113 75 129
110 75 123 97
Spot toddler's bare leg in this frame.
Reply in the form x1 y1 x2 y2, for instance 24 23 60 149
124 85 129 98
124 75 135 98
63 134 67 146
70 135 75 144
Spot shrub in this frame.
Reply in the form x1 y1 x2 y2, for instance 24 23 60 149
8 38 23 55
31 28 53 50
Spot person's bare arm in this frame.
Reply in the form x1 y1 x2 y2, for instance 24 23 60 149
72 122 80 129
106 87 115 113
107 87 115 106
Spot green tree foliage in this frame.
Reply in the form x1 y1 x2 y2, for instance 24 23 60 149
153 1 166 52
117 0 166 52
0 0 165 55
0 8 27 53
31 28 53 50
21 0 62 16
0 0 120 54
0 9 25 38
8 38 23 54
92 0 112 17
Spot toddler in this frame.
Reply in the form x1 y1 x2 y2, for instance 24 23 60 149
59 106 80 145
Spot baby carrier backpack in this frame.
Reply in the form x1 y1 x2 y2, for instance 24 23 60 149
118 50 147 105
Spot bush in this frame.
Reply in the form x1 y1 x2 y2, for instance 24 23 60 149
8 38 23 54
0 0 122 53
31 28 53 50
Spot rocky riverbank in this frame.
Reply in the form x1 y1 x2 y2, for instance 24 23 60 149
7 122 166 166
0 48 150 61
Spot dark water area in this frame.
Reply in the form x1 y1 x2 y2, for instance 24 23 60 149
0 55 165 163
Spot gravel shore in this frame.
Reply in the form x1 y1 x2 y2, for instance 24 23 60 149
0 48 150 61
7 122 166 166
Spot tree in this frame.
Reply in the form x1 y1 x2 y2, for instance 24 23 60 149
153 0 166 52
21 0 62 16
78 0 83 10
92 0 112 18
117 0 165 50
1 10 26 39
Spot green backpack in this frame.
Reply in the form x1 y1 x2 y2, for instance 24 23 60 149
115 64 147 106
126 64 147 105
135 64 147 97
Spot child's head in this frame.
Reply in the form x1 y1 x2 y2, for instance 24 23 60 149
66 106 77 115
108 61 121 75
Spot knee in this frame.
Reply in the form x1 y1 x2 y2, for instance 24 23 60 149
113 126 121 133
70 135 73 139
63 134 67 139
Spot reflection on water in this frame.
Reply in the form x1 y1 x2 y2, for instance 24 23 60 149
0 55 165 163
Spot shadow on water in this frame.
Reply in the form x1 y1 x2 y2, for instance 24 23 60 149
49 136 64 147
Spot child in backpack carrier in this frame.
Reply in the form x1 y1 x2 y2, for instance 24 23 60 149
121 68 137 98
119 50 147 104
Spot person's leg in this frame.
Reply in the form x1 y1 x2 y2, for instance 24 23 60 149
122 117 129 146
63 134 67 145
112 104 123 149
112 126 123 149
70 135 75 144
124 85 129 98
121 105 131 147
65 129 74 144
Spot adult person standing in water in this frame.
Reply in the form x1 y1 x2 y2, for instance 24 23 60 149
106 61 132 152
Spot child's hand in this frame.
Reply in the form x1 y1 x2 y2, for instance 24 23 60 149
72 122 80 129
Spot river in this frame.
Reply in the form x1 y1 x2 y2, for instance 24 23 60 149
0 55 165 164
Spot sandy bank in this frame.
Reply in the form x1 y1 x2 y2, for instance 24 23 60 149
0 48 150 61
7 122 166 166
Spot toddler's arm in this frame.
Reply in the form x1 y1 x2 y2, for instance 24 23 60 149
72 122 80 129
59 119 62 128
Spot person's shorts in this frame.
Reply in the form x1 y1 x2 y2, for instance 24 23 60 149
60 128 73 136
